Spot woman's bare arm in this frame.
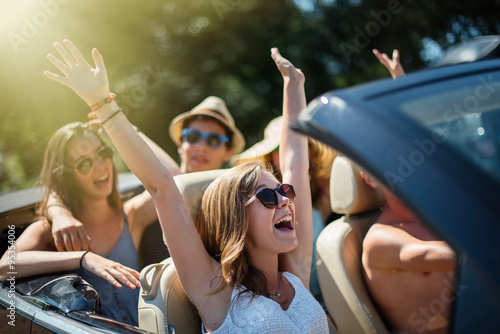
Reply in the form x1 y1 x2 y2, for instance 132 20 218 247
43 40 223 315
271 48 313 285
0 221 140 288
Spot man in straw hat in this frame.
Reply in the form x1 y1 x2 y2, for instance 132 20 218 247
170 96 245 173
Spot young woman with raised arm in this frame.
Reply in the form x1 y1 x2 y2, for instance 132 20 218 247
43 40 328 333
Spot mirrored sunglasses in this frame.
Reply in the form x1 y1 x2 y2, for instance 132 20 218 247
245 184 296 209
74 146 114 175
182 129 229 148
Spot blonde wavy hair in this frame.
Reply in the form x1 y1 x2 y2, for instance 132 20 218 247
197 161 276 296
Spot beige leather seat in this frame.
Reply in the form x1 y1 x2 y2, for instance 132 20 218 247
137 169 226 334
316 157 389 334
138 257 199 334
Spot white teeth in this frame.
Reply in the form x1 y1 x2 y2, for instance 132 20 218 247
275 215 292 226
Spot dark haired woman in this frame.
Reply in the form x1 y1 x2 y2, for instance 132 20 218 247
0 122 159 326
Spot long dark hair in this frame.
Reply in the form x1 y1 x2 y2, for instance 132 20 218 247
37 122 121 219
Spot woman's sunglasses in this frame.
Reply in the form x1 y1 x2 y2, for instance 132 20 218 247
181 129 229 148
74 146 114 175
245 184 296 209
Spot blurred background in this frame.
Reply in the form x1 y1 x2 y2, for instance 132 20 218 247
1 0 500 192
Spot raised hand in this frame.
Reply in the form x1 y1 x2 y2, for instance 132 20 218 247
271 47 305 84
270 47 312 286
373 48 406 79
81 252 141 289
44 39 110 106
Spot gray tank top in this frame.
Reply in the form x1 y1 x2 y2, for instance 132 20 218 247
73 212 139 325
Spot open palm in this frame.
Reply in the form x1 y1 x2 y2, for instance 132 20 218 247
44 39 110 106
271 47 305 84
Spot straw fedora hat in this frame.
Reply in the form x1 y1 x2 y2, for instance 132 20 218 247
230 116 283 165
169 96 245 154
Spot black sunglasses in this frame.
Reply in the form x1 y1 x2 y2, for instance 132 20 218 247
182 129 229 148
245 184 296 209
74 146 114 175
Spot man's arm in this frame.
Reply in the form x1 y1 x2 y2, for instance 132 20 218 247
123 189 160 248
136 130 181 177
363 224 457 272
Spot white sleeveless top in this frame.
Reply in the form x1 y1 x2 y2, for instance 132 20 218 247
202 272 329 333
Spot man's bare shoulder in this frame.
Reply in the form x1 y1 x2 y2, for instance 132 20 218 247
365 222 409 244
367 220 430 241
363 223 407 267
363 221 428 268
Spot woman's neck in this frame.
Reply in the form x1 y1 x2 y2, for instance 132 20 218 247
249 252 281 294
78 197 117 227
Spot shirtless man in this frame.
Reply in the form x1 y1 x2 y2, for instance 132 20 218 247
361 172 457 334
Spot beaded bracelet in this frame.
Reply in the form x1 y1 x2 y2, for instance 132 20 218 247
90 93 116 112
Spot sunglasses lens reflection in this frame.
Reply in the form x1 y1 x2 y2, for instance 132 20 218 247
97 147 114 160
206 135 222 148
186 131 201 144
279 184 296 202
75 146 113 175
183 129 226 148
257 189 278 208
255 184 296 209
76 158 93 174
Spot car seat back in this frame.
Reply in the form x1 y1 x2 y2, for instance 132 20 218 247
137 169 226 334
316 157 388 334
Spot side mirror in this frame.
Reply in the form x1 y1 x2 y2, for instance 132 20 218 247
14 272 100 314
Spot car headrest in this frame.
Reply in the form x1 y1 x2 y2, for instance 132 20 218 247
173 169 228 223
330 157 384 215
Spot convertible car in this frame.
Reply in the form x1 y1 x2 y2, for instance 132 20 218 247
1 58 499 333
294 58 500 333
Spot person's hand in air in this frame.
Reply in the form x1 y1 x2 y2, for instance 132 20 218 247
373 48 406 79
44 39 111 107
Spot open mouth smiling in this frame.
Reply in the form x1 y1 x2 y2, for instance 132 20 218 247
274 214 294 231
93 175 109 186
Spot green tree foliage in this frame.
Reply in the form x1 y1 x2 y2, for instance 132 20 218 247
308 0 500 84
1 0 499 191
